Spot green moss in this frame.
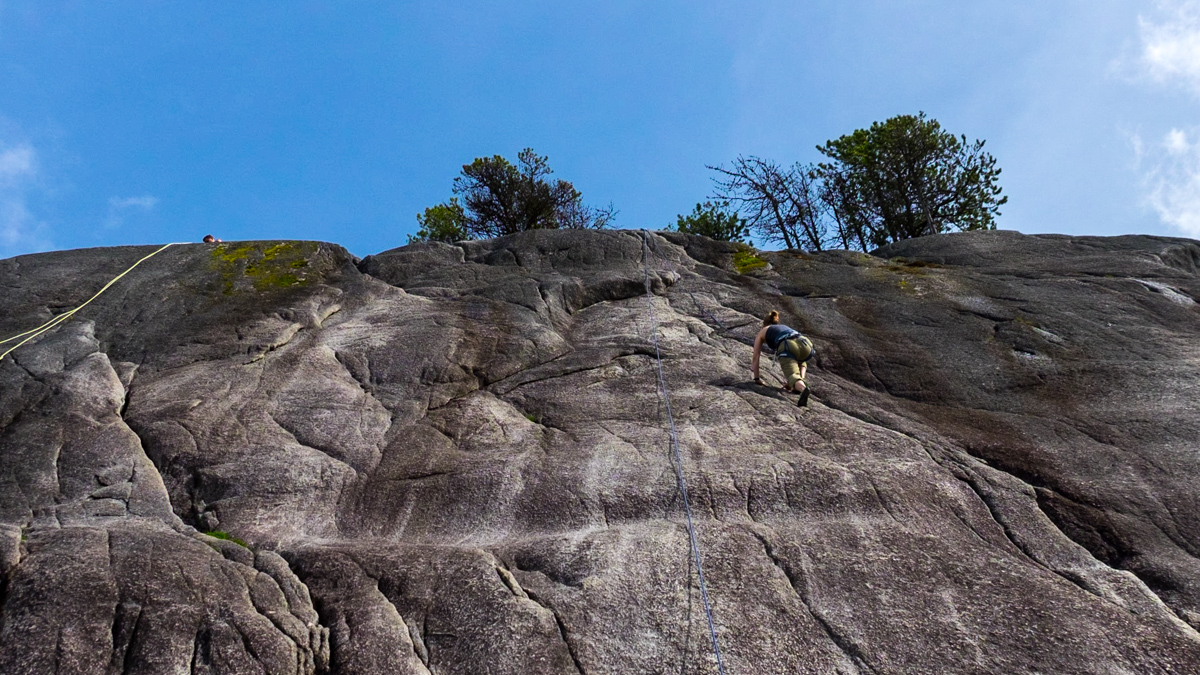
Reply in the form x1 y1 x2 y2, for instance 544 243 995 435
210 241 320 294
262 243 291 259
732 248 768 274
204 530 248 548
215 244 257 264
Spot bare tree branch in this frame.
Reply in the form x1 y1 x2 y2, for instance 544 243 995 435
707 156 829 251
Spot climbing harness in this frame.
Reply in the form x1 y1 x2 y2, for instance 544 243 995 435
771 334 814 365
640 230 727 675
0 243 178 362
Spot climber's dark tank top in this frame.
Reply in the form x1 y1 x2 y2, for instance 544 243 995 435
764 324 800 350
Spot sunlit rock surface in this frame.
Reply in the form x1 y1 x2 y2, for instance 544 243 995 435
1 229 1199 674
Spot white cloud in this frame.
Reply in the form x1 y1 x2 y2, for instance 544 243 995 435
1137 0 1200 95
0 145 35 185
1131 132 1146 160
0 142 51 258
1164 128 1191 154
1127 3 1200 238
1140 127 1200 237
108 195 159 210
1 196 48 248
105 194 159 228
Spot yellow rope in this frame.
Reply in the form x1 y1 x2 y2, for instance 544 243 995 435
0 242 177 362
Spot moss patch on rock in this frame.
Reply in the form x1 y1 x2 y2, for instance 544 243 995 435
203 530 248 548
732 247 769 274
210 241 318 294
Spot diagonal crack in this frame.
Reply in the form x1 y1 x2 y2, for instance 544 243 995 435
747 527 871 674
332 349 394 449
488 346 656 396
521 587 586 675
950 468 1073 578
266 410 358 475
819 379 1200 630
306 550 430 675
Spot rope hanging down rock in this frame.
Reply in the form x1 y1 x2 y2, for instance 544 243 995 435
640 230 728 675
0 242 177 362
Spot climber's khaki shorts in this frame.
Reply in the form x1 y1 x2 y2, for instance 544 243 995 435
779 356 805 390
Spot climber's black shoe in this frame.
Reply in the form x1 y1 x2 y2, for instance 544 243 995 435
798 386 810 408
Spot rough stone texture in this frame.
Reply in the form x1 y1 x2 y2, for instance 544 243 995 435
0 229 1198 673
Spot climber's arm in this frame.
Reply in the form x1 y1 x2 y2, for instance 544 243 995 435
752 330 765 383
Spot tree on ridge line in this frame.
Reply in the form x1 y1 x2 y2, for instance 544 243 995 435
670 200 750 243
411 148 615 243
706 113 1006 252
816 112 1006 249
706 157 824 250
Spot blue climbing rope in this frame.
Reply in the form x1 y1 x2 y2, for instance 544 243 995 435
640 230 728 675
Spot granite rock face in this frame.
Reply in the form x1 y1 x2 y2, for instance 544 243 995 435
0 229 1199 674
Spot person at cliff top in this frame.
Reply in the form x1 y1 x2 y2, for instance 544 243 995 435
752 310 815 407
202 234 222 243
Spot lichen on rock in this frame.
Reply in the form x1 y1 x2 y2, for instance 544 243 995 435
211 240 320 294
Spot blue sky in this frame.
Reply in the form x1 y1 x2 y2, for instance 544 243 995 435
1 1 1198 258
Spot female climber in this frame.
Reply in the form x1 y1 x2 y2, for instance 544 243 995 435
752 310 815 407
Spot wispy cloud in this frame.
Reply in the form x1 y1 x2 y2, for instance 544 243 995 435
1136 128 1200 237
1137 0 1200 95
109 195 159 210
0 142 52 258
0 146 35 183
105 194 159 228
1128 2 1200 239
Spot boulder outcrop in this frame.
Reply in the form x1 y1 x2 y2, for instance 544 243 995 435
0 229 1198 673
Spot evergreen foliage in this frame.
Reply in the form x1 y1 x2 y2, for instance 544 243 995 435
411 149 614 243
410 198 467 244
672 201 749 242
815 112 1006 249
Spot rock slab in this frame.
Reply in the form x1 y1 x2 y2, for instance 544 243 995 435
0 230 1198 673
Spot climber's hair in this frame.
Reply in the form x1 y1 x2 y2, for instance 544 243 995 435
762 310 780 326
